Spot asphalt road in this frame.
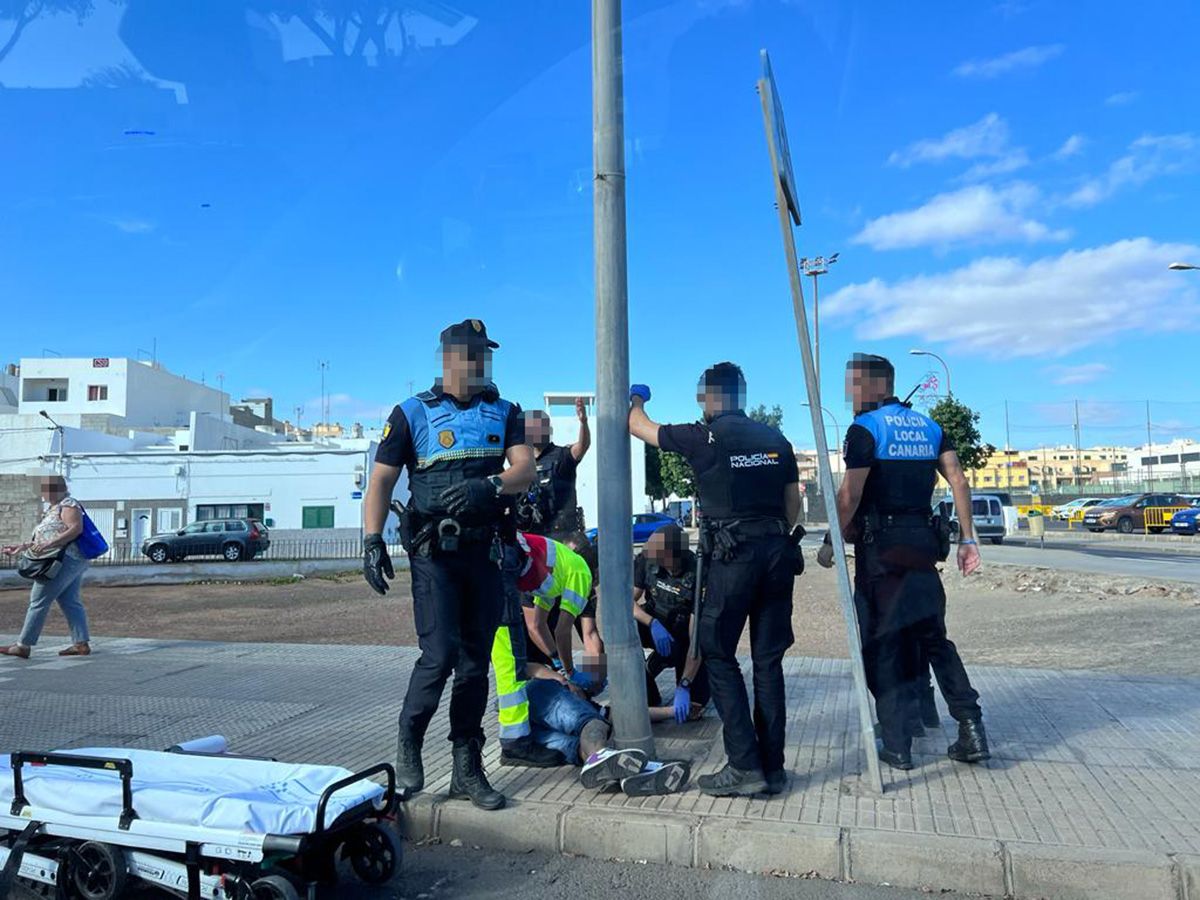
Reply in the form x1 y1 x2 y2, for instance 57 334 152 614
988 540 1200 582
13 843 973 900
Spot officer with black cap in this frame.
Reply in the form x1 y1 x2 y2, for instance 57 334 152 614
362 319 535 810
516 399 591 539
628 363 803 797
833 353 989 771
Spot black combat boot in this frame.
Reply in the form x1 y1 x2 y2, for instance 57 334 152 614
947 717 990 763
500 735 565 768
449 738 506 810
395 724 424 800
878 746 914 770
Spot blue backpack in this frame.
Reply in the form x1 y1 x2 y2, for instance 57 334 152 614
75 504 110 560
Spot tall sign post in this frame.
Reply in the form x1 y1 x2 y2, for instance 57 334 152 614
592 0 655 755
757 50 883 794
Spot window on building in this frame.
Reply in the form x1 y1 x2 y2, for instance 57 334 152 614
157 508 183 533
196 503 265 521
87 385 108 401
47 387 67 401
302 506 335 529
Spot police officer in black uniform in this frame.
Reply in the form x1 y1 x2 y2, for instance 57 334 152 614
834 353 989 771
632 524 710 722
362 319 535 810
629 362 803 797
517 398 591 539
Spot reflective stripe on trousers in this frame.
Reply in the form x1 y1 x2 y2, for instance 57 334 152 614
491 624 531 739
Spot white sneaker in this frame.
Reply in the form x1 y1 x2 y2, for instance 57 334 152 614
580 747 647 789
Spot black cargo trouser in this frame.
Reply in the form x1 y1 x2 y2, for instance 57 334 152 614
399 542 503 744
854 528 980 751
637 616 711 708
698 534 795 774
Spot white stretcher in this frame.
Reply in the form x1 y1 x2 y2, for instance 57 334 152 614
0 737 398 900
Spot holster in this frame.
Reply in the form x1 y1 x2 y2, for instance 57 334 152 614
931 513 952 562
788 524 806 575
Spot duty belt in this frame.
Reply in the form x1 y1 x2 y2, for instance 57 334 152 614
705 517 789 538
868 511 935 529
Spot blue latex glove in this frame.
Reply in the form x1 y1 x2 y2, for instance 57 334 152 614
629 384 652 403
569 670 596 693
673 685 691 724
649 619 674 657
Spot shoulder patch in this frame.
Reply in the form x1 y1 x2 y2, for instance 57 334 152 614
438 429 456 449
382 422 392 440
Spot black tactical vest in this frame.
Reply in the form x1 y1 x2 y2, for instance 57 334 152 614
693 412 792 522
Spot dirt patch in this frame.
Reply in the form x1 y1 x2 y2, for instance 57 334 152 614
2 563 1197 676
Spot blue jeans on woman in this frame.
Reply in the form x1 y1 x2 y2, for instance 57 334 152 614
526 677 604 765
19 554 91 647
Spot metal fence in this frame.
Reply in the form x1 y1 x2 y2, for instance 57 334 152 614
0 537 403 571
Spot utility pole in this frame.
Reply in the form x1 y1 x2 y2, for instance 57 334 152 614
217 373 226 422
1145 400 1154 491
593 0 654 756
799 253 838 397
1004 400 1011 488
319 361 330 430
1080 403 1089 494
39 410 65 476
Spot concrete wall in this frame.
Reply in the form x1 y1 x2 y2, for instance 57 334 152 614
62 446 376 532
0 414 172 475
186 412 285 451
0 474 41 548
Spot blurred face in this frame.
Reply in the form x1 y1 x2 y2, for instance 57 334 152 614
696 386 741 422
524 411 552 449
40 477 66 503
440 342 491 394
645 529 688 572
846 368 891 414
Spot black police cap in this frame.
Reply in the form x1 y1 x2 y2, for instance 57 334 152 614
440 319 499 350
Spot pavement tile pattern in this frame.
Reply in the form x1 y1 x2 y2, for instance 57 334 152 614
2 639 1199 857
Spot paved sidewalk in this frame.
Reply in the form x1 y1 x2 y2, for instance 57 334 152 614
3 639 1200 898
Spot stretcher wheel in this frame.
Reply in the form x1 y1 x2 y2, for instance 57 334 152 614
250 875 301 900
69 842 129 900
345 822 401 885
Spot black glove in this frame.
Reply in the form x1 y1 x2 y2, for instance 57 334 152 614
363 533 394 595
440 478 497 517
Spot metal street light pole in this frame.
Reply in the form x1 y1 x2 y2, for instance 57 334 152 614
908 349 951 398
802 402 842 475
39 410 65 476
593 0 654 756
799 253 839 397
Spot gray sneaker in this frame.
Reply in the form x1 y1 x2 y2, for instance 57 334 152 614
696 763 767 797
621 760 692 796
580 748 647 790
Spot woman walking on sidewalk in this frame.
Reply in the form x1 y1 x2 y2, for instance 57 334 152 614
1 475 92 659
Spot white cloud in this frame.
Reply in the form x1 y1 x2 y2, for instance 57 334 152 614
109 218 156 234
960 150 1031 181
824 238 1200 357
852 183 1066 250
888 113 1012 167
1064 133 1198 207
954 44 1063 79
1045 363 1110 385
1105 90 1140 106
1053 134 1086 160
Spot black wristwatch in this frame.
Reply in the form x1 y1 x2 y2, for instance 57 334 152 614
679 677 692 690
487 475 504 496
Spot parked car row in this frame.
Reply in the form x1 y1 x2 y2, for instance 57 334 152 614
1081 493 1198 534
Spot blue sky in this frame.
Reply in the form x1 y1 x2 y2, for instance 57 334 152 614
1 0 1198 452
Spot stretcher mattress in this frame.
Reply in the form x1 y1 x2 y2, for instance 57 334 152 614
0 747 385 836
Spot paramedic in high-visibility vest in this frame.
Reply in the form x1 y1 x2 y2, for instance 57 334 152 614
362 319 535 812
833 353 989 772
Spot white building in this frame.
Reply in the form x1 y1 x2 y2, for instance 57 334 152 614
1123 439 1200 490
542 391 647 527
0 364 18 414
17 357 228 429
61 444 383 555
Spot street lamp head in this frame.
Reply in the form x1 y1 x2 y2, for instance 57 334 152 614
909 348 929 356
1168 262 1199 271
38 410 49 419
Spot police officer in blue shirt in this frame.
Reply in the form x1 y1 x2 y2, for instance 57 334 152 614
629 363 803 797
362 319 536 810
835 353 988 771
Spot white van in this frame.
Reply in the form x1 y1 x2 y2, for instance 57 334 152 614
938 492 1018 544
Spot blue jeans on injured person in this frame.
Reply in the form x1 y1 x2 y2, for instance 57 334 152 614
526 677 603 765
19 553 91 647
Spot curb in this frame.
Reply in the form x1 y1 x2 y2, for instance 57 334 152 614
399 794 1194 899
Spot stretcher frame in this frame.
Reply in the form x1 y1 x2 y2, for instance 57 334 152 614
0 746 397 900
